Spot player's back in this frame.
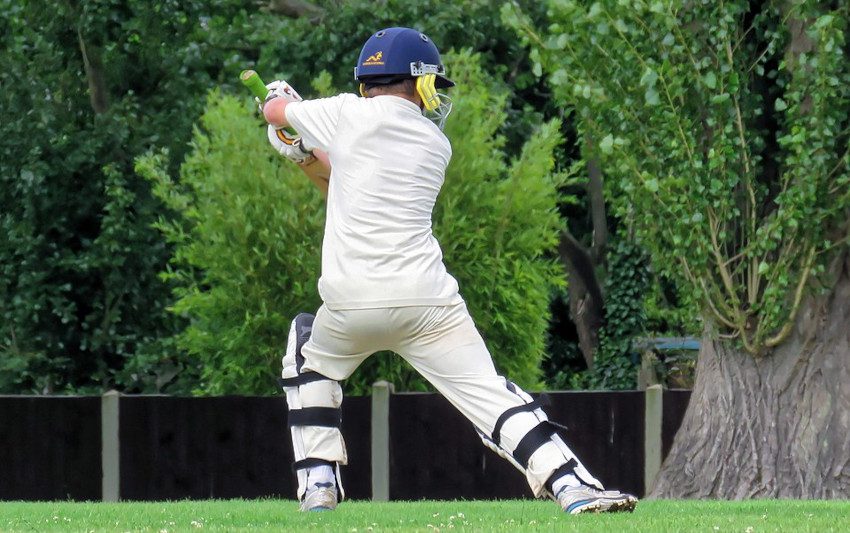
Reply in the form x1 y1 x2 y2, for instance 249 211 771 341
319 93 459 310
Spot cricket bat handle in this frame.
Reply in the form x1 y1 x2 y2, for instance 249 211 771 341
240 69 268 100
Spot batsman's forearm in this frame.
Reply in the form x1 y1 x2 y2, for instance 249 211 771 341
313 149 330 171
299 154 330 197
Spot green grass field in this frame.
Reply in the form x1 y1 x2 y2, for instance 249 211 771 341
1 499 849 532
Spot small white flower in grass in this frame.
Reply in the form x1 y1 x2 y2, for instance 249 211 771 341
745 527 754 533
457 512 464 519
191 520 203 528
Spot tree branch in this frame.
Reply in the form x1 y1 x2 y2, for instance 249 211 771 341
764 245 816 349
586 156 608 265
76 27 109 114
264 0 324 20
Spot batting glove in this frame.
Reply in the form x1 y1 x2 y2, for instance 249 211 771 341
267 125 315 165
256 79 303 112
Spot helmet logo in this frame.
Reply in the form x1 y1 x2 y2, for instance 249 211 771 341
363 51 384 66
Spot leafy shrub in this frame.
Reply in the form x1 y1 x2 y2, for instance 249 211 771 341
138 91 325 395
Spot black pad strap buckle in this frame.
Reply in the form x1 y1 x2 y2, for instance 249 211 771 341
288 407 341 428
492 399 543 446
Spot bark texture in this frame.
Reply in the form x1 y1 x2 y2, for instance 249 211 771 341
651 252 850 498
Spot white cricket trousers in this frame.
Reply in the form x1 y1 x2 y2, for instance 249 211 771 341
299 300 581 496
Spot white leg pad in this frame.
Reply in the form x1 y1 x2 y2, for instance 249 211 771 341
281 314 347 501
478 381 603 498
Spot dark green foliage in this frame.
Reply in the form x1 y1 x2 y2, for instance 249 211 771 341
0 0 255 393
0 0 230 392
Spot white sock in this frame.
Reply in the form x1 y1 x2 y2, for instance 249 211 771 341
552 473 581 495
306 465 334 488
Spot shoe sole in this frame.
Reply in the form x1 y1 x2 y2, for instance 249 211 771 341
299 487 338 512
567 497 637 515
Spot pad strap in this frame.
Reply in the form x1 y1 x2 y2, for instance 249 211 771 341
292 457 335 473
513 421 557 468
278 372 331 388
491 399 543 446
288 407 342 428
545 458 579 493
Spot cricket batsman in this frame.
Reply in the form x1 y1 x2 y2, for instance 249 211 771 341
258 27 638 515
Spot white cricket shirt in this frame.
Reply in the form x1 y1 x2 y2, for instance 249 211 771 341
285 93 462 310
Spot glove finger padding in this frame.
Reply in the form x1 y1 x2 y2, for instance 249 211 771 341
267 125 315 165
256 80 303 113
265 79 303 103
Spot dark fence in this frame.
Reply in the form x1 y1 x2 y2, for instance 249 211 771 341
389 391 647 499
0 396 101 500
117 395 372 501
0 389 691 501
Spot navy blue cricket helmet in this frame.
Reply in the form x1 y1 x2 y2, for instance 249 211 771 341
354 27 454 89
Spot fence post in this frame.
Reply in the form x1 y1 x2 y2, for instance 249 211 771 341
101 390 121 502
644 384 663 496
371 381 393 501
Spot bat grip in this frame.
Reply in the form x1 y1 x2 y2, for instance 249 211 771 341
240 70 268 100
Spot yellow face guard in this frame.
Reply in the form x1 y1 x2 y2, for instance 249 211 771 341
415 73 452 130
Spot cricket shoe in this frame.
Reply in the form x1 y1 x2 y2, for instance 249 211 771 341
300 482 337 512
557 485 638 514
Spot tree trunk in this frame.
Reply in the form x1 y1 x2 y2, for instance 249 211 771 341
651 253 850 498
558 229 604 369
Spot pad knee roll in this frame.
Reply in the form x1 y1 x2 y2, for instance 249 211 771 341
281 313 347 500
